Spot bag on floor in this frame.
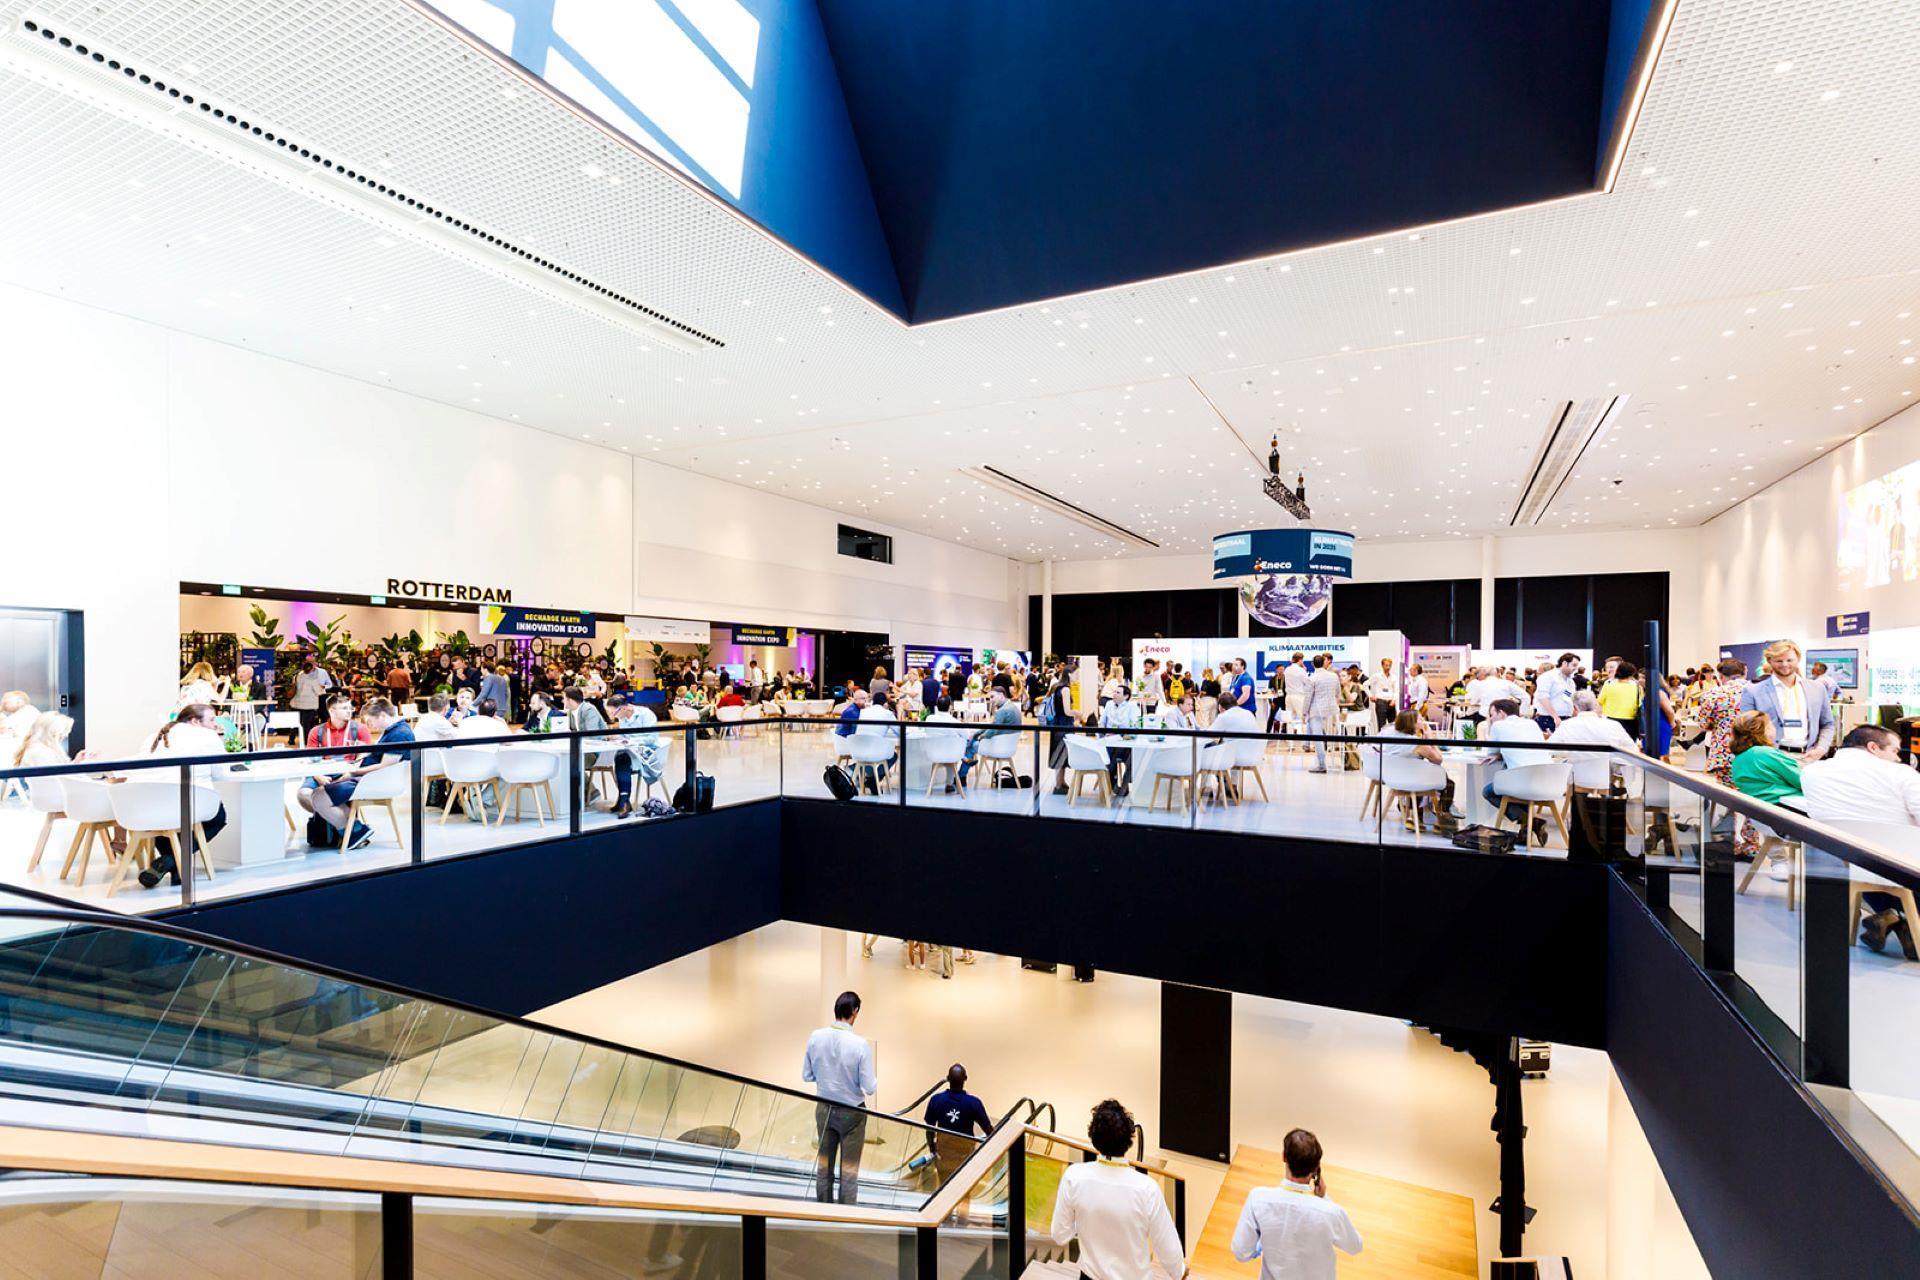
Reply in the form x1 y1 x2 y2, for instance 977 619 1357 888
672 772 715 814
1450 824 1516 855
306 813 342 849
640 797 675 817
822 764 858 801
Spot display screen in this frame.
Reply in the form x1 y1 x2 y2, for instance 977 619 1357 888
1806 647 1859 689
1838 459 1920 589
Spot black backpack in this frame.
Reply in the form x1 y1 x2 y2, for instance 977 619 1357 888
672 772 716 813
306 813 342 849
822 764 858 801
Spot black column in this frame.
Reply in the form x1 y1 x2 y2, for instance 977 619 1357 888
1003 1133 1027 1276
742 1216 767 1280
1160 982 1231 1162
1803 855 1852 1087
381 1191 412 1280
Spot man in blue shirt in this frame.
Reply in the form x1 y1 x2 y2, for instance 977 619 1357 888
920 667 942 712
802 991 877 1203
1226 658 1257 718
836 687 870 737
923 1062 993 1203
312 698 414 851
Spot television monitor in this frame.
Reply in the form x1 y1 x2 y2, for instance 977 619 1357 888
1807 647 1859 689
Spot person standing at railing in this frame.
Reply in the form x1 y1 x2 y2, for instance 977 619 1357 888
1305 655 1340 774
1229 1128 1362 1280
1802 724 1920 958
1051 1098 1188 1280
802 991 877 1204
924 1063 992 1216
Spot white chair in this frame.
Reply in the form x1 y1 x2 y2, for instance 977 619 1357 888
55 778 119 886
1226 730 1270 801
106 781 219 896
847 730 898 793
1381 755 1449 833
1825 820 1920 943
344 763 409 849
1147 744 1197 811
440 747 499 824
1063 736 1112 806
1196 740 1236 808
715 704 745 742
975 730 1023 788
1341 710 1374 735
266 710 303 748
24 777 66 873
919 730 969 797
1358 748 1385 821
1490 763 1573 848
493 747 560 826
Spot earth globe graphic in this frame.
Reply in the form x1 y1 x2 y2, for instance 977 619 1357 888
1240 572 1334 629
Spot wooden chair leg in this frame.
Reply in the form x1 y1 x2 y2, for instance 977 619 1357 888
1849 885 1865 941
58 824 88 880
193 822 215 880
542 781 557 816
1251 766 1270 801
65 825 99 884
27 813 58 872
106 836 147 897
1549 802 1570 847
1738 846 1768 896
1787 844 1801 913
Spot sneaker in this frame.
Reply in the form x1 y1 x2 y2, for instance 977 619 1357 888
347 822 373 851
1768 858 1789 882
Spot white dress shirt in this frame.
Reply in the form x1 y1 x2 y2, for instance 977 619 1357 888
1549 713 1637 790
1405 675 1430 712
1051 1158 1185 1280
454 714 508 739
1284 665 1310 697
1101 699 1143 732
1230 1181 1363 1280
413 712 457 742
801 1021 876 1107
1802 749 1920 827
1485 715 1552 770
1365 672 1395 701
1465 678 1501 716
1535 669 1576 719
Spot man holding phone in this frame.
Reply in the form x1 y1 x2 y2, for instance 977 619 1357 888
1230 1128 1363 1279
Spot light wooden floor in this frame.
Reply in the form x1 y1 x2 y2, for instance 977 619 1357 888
1190 1145 1478 1279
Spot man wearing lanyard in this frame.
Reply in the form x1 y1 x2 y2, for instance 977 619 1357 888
1230 1129 1363 1279
1535 652 1579 732
1740 640 1835 762
1051 1098 1188 1280
1366 657 1397 730
801 991 877 1204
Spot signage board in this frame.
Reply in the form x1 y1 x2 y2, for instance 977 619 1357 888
1866 627 1920 705
730 624 794 646
624 616 710 643
1410 645 1472 688
903 645 972 678
1473 648 1594 674
979 649 1031 671
386 577 512 603
480 605 593 639
1827 611 1871 639
1131 636 1370 686
1211 528 1355 580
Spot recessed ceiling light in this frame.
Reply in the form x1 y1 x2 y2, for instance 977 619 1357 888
1774 61 1794 73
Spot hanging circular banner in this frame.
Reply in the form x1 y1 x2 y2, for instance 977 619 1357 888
1212 529 1355 629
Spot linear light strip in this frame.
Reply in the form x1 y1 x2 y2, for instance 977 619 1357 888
958 466 1159 551
7 16 719 353
1598 0 1682 194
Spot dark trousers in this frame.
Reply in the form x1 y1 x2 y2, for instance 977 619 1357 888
613 755 634 803
1611 716 1641 743
1106 745 1133 795
1535 715 1558 733
297 707 322 737
814 1104 867 1203
1372 699 1394 729
150 804 230 884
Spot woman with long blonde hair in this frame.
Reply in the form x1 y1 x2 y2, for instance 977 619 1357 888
179 660 218 707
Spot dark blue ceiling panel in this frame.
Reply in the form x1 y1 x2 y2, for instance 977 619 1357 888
816 0 1628 321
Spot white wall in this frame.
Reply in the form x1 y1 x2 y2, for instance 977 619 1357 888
0 283 1021 751
1028 527 1704 657
1605 1072 1712 1279
1699 400 1920 652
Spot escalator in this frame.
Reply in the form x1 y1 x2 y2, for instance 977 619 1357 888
0 908 1184 1277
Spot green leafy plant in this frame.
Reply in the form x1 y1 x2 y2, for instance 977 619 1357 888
246 605 284 649
694 642 712 667
602 638 622 668
302 615 349 666
444 630 473 657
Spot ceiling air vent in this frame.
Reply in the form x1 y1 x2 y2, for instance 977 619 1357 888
957 466 1160 551
6 16 722 353
1508 395 1629 527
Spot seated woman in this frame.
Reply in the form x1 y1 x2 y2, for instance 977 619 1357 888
1728 709 1803 885
179 660 219 709
14 711 88 768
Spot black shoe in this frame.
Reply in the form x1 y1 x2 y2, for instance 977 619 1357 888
1051 785 1069 796
1894 916 1919 962
1860 908 1899 953
347 821 373 851
138 854 177 889
613 800 632 818
1531 817 1550 845
944 782 957 794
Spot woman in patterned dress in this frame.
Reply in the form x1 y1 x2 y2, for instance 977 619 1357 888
1698 658 1753 854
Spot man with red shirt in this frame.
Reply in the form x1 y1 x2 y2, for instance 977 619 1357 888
297 693 370 848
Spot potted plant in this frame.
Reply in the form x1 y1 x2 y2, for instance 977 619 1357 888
247 605 284 649
302 615 350 668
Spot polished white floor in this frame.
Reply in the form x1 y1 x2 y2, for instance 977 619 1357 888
533 919 1622 1275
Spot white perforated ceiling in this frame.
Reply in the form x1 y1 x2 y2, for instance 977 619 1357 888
0 0 1915 562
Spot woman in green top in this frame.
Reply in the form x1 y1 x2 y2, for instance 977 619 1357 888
1728 709 1803 804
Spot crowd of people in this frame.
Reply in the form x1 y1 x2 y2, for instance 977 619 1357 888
801 988 1362 1279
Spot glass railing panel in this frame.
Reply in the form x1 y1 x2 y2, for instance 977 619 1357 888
1021 1141 1077 1270
0 1172 383 1276
705 716 781 809
413 1197 742 1278
1642 764 1708 937
766 1218 912 1279
419 733 571 863
1731 797 1807 1050
780 718 843 801
2 758 201 913
937 1148 1012 1279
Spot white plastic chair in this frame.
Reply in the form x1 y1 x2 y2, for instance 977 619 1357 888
975 730 1022 788
919 730 968 797
715 703 745 743
1490 763 1573 848
669 705 701 724
266 710 303 747
1146 742 1198 811
25 777 66 873
1196 739 1237 808
56 777 118 886
494 747 560 826
848 730 898 793
1063 735 1111 806
1382 755 1449 833
344 763 409 848
107 780 219 895
440 746 499 824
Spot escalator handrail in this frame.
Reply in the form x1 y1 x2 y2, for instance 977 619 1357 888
894 1077 950 1118
0 907 947 1133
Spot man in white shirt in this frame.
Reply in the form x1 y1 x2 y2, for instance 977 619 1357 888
1366 658 1397 730
1463 668 1500 726
1549 691 1638 792
1230 1128 1362 1280
801 991 878 1204
413 692 456 742
1305 655 1341 773
1283 654 1310 740
290 655 334 737
1802 725 1920 957
1403 663 1431 722
1052 1098 1187 1280
1534 653 1579 731
1101 683 1143 796
454 698 509 739
1483 699 1553 844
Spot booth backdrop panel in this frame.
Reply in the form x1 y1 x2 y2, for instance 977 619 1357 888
166 804 783 1017
1606 877 1920 1276
1491 571 1669 658
780 800 1607 1047
1031 589 1237 660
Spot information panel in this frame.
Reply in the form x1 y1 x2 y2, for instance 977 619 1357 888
730 624 794 646
903 645 972 677
1211 529 1355 579
481 605 594 639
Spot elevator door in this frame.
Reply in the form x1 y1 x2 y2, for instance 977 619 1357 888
0 608 81 748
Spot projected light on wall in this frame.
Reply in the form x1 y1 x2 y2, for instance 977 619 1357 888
1837 458 1920 590
430 0 758 197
